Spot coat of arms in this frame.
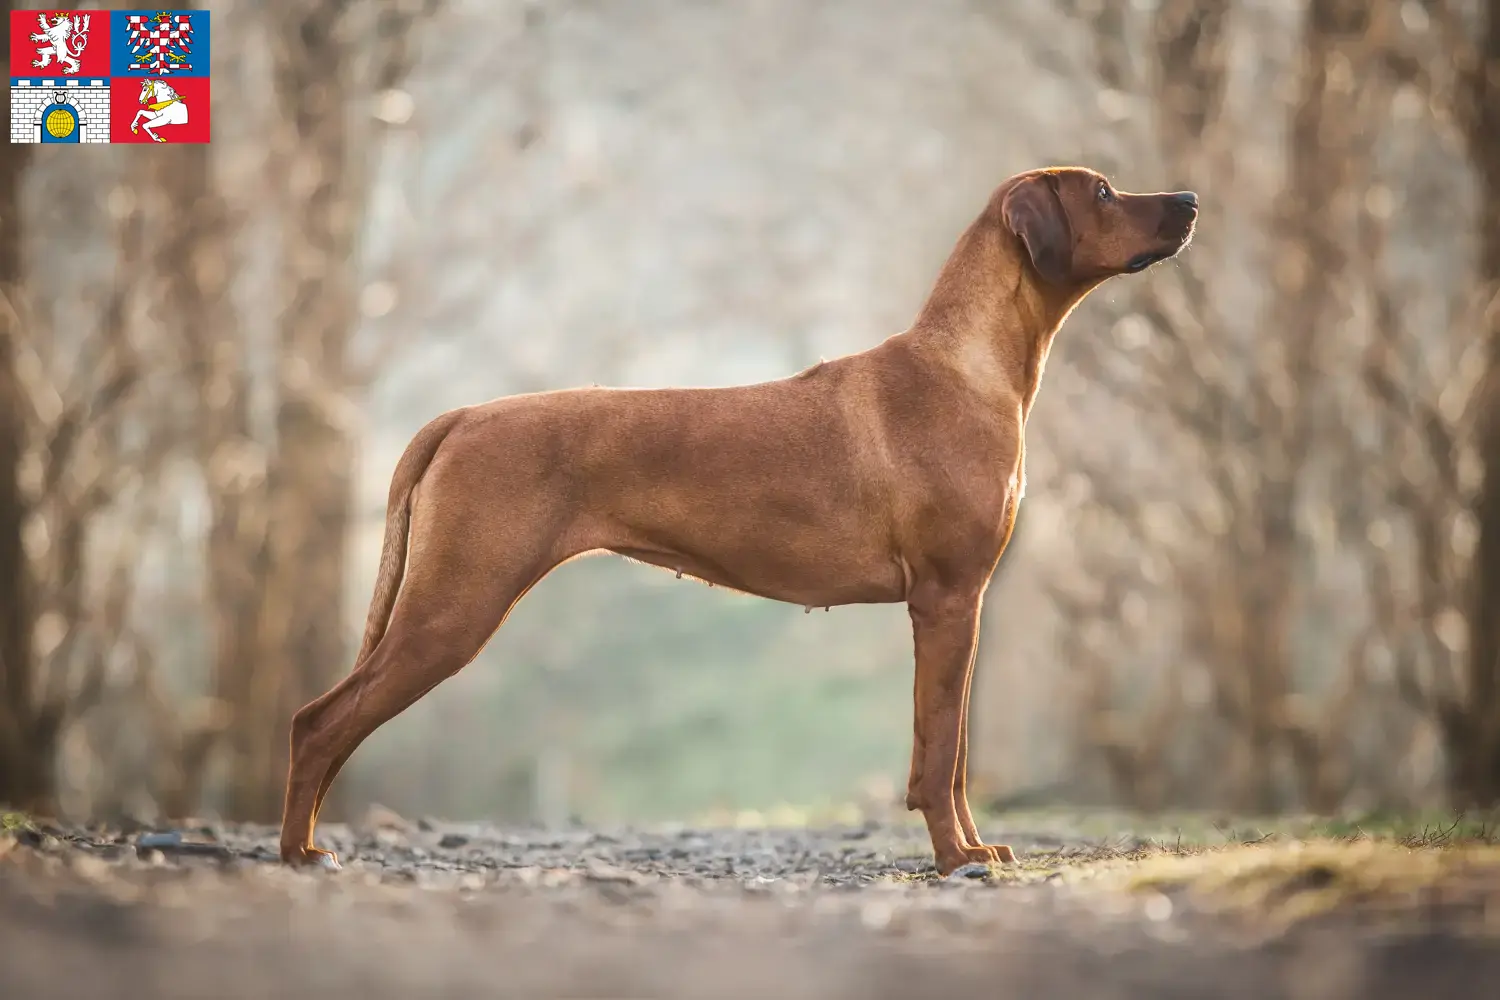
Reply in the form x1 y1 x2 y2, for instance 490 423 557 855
29 12 91 75
124 10 194 74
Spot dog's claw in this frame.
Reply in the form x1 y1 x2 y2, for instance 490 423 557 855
971 843 1017 864
314 852 342 871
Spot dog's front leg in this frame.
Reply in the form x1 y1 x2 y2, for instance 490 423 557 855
953 648 1015 863
906 583 1006 875
906 642 1010 856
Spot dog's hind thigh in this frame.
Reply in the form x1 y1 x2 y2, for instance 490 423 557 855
280 500 570 865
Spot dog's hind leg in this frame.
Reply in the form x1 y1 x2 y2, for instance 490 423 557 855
299 562 559 834
277 577 519 867
280 554 564 867
280 481 574 867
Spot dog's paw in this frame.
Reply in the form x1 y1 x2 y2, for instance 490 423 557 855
281 847 343 870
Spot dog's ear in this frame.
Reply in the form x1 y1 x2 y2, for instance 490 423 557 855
1001 175 1073 285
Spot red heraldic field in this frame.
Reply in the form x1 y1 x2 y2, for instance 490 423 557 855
8 10 110 77
110 74 209 143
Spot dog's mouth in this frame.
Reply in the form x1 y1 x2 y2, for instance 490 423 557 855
1126 227 1195 273
1125 251 1171 273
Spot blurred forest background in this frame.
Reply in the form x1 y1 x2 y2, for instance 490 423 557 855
3 0 1500 830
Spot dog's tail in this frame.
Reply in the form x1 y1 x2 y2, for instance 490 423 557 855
352 409 465 667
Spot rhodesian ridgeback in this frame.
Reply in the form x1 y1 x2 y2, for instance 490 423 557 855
279 166 1198 875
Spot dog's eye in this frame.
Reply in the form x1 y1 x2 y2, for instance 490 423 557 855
1097 182 1113 203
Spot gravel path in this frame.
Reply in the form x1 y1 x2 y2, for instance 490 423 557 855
3 815 1498 999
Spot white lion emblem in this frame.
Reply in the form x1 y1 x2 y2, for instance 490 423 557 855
29 13 91 76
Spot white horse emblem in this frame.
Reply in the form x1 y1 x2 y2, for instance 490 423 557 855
30 12 91 75
131 79 189 143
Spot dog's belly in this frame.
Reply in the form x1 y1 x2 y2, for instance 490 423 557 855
605 538 907 607
589 457 910 606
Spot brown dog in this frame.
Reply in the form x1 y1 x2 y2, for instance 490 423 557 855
279 166 1197 875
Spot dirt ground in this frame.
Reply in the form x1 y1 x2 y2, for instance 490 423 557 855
3 813 1500 999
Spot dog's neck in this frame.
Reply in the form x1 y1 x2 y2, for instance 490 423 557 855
907 211 1093 424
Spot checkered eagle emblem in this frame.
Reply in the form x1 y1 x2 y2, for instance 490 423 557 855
125 11 194 74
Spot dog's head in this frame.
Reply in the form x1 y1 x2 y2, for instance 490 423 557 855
999 167 1197 288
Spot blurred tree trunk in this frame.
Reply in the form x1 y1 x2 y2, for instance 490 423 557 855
1128 0 1378 812
1083 0 1134 91
0 4 45 810
215 0 435 822
149 146 256 819
1238 0 1376 812
1143 0 1249 808
1153 0 1229 173
1042 0 1235 812
0 18 149 807
218 0 361 823
1457 0 1500 807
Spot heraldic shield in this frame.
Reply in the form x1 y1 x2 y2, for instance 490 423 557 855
8 10 110 142
8 9 211 144
109 9 211 143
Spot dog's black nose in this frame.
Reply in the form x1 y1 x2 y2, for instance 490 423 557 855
1170 191 1199 210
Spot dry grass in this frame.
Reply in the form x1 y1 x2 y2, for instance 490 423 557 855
977 806 1500 847
0 811 34 833
965 810 1500 930
1113 839 1500 929
878 809 1500 933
